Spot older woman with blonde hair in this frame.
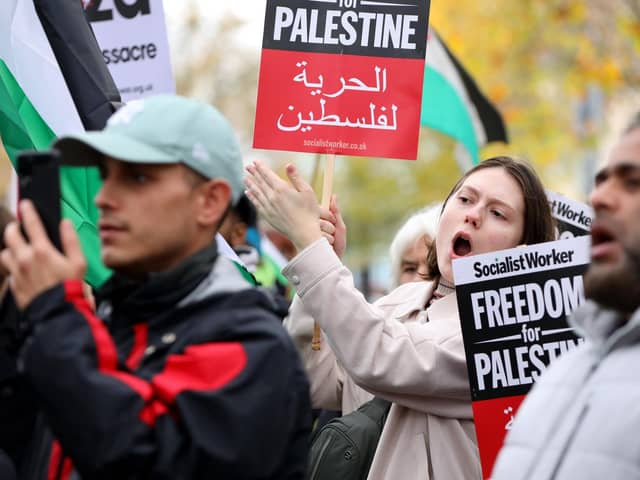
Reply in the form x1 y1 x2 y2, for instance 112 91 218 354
388 202 442 288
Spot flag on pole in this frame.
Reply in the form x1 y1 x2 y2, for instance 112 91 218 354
421 28 508 169
0 0 121 286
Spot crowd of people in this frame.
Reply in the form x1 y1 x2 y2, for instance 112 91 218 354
0 92 638 480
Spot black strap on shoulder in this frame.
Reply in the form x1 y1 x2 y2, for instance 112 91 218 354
359 397 392 423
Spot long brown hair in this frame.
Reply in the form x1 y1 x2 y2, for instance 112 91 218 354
425 156 555 280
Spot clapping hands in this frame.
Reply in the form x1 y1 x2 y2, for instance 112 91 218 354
245 160 347 258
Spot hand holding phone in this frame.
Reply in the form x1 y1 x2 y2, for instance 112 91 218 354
17 150 62 250
3 150 85 309
2 201 86 310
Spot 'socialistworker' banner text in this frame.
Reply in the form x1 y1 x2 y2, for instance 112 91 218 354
547 190 593 239
453 236 591 478
253 0 430 160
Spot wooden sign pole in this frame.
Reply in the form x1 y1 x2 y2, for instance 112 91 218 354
311 153 335 351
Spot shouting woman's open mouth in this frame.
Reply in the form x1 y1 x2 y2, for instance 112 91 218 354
451 232 472 258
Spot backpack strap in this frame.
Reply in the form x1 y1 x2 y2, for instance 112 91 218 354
358 397 392 426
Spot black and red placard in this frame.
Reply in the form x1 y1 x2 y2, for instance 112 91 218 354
453 236 591 478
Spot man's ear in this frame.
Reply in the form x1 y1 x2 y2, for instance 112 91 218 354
196 179 232 227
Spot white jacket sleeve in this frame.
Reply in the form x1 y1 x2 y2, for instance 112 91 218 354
283 239 472 419
283 295 346 411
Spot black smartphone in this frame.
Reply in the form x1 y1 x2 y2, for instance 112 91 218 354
17 150 62 250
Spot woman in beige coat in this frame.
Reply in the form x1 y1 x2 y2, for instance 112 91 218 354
245 156 556 479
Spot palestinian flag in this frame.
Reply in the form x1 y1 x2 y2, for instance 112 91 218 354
421 28 507 169
0 0 121 286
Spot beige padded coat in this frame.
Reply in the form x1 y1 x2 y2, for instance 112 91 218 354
283 239 481 480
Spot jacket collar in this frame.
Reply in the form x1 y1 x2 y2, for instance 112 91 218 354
426 289 460 322
570 300 640 352
389 279 458 322
388 281 436 320
96 243 219 324
178 255 256 307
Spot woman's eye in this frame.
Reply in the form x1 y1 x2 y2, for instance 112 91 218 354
458 196 470 204
491 210 505 219
623 177 640 190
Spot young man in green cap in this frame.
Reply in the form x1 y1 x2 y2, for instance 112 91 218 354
0 95 311 479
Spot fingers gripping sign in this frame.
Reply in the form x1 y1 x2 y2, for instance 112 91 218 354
245 160 323 252
319 215 336 245
318 194 348 258
330 194 347 258
318 200 336 245
1 200 87 309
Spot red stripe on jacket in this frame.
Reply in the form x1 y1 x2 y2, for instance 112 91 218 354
64 281 117 371
125 323 148 371
152 343 248 402
62 280 248 427
47 440 73 480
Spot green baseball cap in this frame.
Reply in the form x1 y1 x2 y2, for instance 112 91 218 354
53 94 244 202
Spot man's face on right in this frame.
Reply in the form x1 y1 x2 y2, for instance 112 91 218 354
585 126 640 313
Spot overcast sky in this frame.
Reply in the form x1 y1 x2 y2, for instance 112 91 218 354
163 2 265 53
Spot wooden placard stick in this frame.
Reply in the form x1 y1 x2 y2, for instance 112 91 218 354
311 153 335 351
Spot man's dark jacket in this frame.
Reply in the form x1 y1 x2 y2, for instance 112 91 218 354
0 245 311 479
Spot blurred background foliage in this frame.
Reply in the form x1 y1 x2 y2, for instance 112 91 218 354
2 1 638 285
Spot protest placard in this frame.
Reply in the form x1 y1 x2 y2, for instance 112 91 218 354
547 190 593 239
253 0 430 160
453 236 591 478
85 0 174 102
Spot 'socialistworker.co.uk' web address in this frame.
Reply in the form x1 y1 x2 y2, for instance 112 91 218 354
303 139 367 151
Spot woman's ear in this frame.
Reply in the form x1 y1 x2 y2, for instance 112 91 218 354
196 179 232 228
